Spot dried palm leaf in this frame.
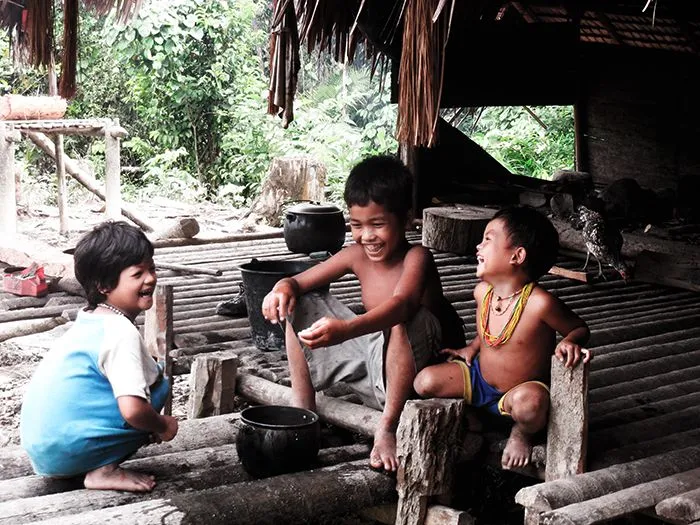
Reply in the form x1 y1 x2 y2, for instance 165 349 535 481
59 0 79 98
268 0 300 127
23 0 53 67
82 0 141 23
396 0 455 147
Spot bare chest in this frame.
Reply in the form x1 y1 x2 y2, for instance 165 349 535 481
356 264 403 310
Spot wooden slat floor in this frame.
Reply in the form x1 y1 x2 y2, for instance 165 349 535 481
152 231 700 471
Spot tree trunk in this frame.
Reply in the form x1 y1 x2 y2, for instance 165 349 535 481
422 206 495 255
0 95 67 120
247 156 327 227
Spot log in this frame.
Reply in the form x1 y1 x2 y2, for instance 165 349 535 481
24 131 154 232
148 217 200 241
247 156 327 227
151 230 284 248
144 284 173 414
421 206 495 255
0 95 67 120
0 316 67 342
0 444 371 522
236 373 381 437
0 412 242 481
656 486 700 524
31 459 396 525
188 355 238 419
360 503 474 525
548 265 589 283
515 446 700 513
395 399 465 525
546 355 589 481
156 261 222 276
540 467 700 525
634 250 700 293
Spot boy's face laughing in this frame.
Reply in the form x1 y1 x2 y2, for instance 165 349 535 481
476 218 518 279
104 258 157 318
349 201 404 263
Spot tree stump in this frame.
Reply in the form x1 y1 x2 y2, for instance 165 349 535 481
247 156 327 227
422 206 496 255
395 399 465 525
188 355 238 419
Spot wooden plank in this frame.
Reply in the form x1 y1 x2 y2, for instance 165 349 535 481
187 355 238 419
395 399 465 525
545 355 589 481
635 250 700 293
541 467 700 525
144 284 174 414
548 265 590 283
656 486 700 524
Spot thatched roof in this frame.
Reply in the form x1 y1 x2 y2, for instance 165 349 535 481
270 0 700 147
0 0 141 98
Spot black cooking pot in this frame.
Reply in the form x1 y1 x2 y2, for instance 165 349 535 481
236 405 320 478
283 202 346 255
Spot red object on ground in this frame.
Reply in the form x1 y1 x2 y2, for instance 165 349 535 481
3 263 48 297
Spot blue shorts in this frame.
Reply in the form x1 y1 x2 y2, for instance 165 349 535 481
453 357 549 416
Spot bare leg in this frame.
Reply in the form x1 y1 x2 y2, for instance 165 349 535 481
284 320 316 411
84 463 155 492
371 324 415 472
413 361 466 399
501 384 549 470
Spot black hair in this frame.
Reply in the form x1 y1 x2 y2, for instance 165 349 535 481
73 221 154 308
343 155 413 220
492 206 559 281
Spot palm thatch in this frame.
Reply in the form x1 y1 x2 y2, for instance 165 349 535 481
0 0 141 98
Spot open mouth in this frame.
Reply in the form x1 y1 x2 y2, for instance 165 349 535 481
138 290 154 297
364 244 383 255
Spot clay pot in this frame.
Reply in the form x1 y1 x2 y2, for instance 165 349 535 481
283 202 345 255
236 405 321 478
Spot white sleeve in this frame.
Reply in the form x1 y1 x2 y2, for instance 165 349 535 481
98 322 156 400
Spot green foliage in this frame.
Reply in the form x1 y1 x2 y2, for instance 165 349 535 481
461 105 575 180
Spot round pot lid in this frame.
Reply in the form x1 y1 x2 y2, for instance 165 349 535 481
287 202 342 214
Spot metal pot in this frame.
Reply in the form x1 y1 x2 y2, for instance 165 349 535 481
236 405 320 478
283 202 346 255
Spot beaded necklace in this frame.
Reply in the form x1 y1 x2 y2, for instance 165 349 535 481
97 302 136 325
479 282 534 347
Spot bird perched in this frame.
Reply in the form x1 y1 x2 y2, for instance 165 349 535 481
577 205 631 281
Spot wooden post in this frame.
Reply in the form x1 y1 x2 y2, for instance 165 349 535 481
545 354 590 481
103 121 125 221
0 125 20 235
145 284 174 414
188 355 238 419
399 142 420 217
54 134 68 233
395 399 465 525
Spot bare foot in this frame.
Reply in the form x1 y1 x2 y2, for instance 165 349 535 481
84 463 156 492
501 425 533 470
370 427 398 472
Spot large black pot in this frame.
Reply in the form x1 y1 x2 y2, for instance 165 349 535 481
239 259 325 351
236 405 320 478
283 202 346 255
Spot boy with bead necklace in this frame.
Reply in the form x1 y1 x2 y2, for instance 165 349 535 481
20 221 178 492
414 206 590 470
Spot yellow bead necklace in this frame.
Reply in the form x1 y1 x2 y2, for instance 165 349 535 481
479 282 534 347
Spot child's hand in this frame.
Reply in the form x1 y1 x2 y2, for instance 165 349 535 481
555 341 591 368
298 317 349 349
441 345 479 366
262 281 296 324
157 415 179 442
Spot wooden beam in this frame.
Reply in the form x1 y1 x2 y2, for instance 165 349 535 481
541 467 700 525
594 12 623 45
54 133 68 233
395 399 465 525
548 265 590 283
144 284 174 414
546 355 589 481
511 1 538 22
656 486 700 524
634 250 700 293
515 446 700 514
0 125 20 234
103 123 122 221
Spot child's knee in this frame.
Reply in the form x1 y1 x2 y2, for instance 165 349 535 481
413 367 439 397
509 386 549 422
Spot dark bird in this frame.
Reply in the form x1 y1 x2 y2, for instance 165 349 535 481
577 205 631 281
